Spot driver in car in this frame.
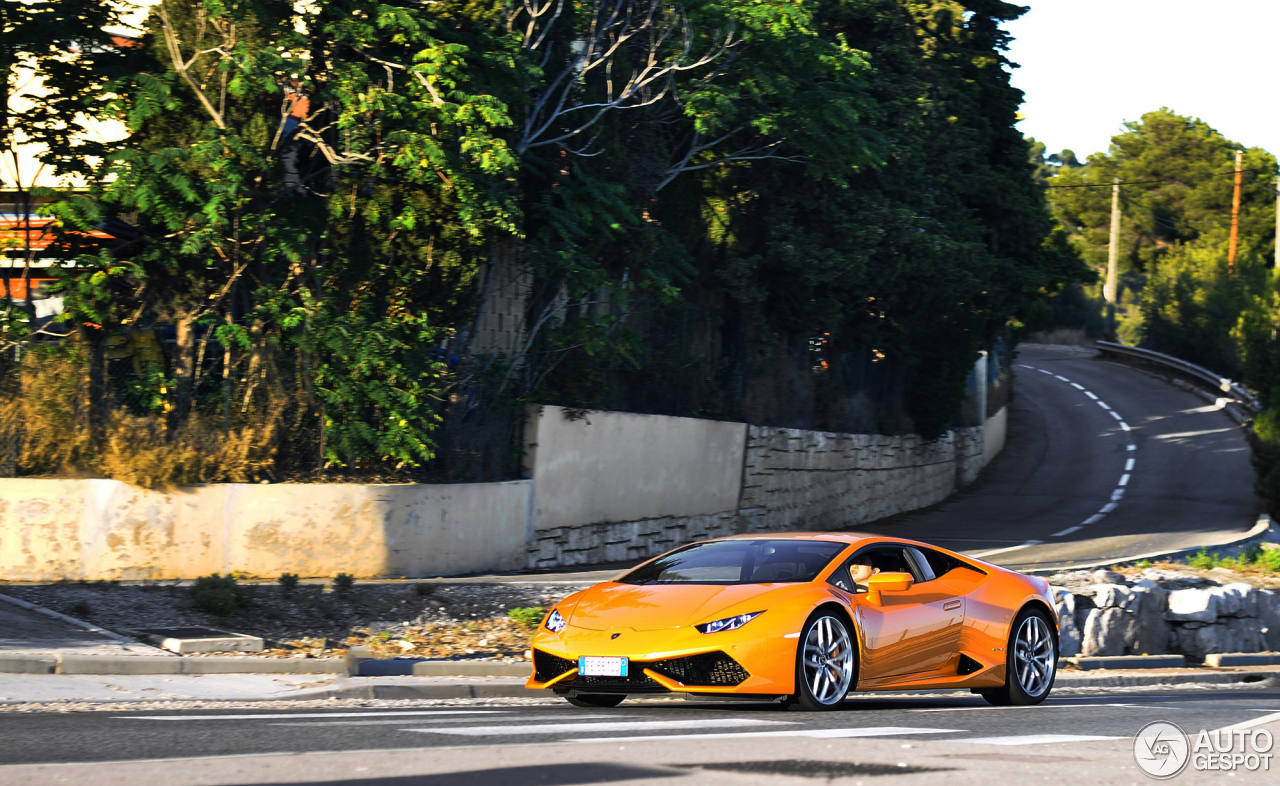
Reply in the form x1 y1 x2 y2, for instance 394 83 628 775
849 555 880 592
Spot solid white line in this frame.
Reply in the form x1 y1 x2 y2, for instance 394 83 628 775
121 711 507 721
1119 474 1130 486
1055 375 1070 382
568 727 965 744
955 734 1124 745
1111 488 1126 501
1085 391 1098 400
1217 711 1280 731
405 719 793 736
1071 383 1085 390
1109 411 1124 420
1126 443 1136 450
1126 458 1135 471
1052 527 1082 537
1097 401 1111 410
1083 514 1105 525
275 716 611 727
912 703 1139 713
969 540 1042 558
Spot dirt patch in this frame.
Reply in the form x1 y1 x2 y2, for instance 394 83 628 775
0 581 590 661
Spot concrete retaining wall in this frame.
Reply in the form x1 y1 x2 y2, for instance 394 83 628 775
0 479 529 580
527 409 1005 568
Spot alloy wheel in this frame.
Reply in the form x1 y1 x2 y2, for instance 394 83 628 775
1013 613 1055 697
801 615 855 705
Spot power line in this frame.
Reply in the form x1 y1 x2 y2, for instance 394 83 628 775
1044 166 1276 189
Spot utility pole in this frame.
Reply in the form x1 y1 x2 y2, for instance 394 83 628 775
1228 149 1244 275
1105 178 1121 331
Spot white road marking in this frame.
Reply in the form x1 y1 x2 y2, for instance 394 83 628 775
1097 401 1111 410
1055 375 1070 382
1038 369 1054 375
955 734 1125 745
1071 383 1085 390
568 727 965 744
1082 514 1105 525
1153 427 1234 439
1127 443 1136 450
1126 458 1135 471
1100 502 1118 513
969 540 1042 558
1018 364 1036 369
1110 488 1125 501
912 703 1140 713
275 716 613 727
1109 411 1123 420
1217 710 1280 731
1119 421 1130 430
121 711 506 721
403 719 793 736
1052 526 1082 537
1119 474 1130 486
1085 391 1098 400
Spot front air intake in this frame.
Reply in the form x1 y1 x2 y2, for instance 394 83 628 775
533 650 576 682
649 651 750 686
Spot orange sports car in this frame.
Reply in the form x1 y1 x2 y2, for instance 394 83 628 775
527 533 1059 711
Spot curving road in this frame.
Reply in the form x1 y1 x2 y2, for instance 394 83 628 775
861 344 1260 571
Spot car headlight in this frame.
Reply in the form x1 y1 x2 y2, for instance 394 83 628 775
696 611 763 634
545 609 567 633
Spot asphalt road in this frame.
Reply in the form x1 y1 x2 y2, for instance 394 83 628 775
1 689 1277 784
858 344 1259 571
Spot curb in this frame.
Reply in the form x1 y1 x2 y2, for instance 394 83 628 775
0 653 530 677
1054 667 1280 690
1067 655 1186 670
1021 515 1277 575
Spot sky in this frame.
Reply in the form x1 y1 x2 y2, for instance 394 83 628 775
1004 0 1280 160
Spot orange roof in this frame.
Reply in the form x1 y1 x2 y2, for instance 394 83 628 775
0 216 111 251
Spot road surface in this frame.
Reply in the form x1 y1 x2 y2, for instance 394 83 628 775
862 344 1259 571
1 688 1276 784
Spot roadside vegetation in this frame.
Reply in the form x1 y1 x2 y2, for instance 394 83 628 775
0 0 1086 488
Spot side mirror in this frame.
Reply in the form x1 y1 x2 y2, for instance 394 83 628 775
864 571 914 606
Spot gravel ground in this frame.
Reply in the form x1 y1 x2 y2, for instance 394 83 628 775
0 581 591 661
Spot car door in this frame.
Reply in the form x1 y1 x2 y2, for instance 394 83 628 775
846 545 965 681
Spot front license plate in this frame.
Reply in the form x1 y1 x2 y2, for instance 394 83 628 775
578 656 628 677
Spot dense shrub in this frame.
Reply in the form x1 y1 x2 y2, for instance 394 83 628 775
190 574 252 615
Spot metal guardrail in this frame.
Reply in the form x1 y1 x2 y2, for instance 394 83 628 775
1095 340 1260 415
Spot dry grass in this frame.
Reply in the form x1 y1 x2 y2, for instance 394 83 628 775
0 349 287 487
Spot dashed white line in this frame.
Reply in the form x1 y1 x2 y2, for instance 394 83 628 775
409 719 792 736
1022 363 1137 541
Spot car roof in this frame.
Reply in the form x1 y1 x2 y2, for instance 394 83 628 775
714 532 877 545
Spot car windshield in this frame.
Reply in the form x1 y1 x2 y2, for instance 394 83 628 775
617 540 848 585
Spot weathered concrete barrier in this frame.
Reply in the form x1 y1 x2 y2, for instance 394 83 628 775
0 479 530 580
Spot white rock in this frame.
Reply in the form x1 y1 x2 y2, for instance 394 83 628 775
1053 590 1082 658
1082 607 1135 657
1091 584 1138 610
1256 590 1280 651
1130 585 1171 654
1165 588 1219 623
1224 618 1266 652
1214 583 1257 618
1093 569 1128 585
1173 623 1228 657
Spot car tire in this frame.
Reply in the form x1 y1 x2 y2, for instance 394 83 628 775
785 609 857 712
563 693 626 708
980 606 1057 707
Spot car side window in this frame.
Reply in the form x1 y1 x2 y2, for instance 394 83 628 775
905 547 936 583
826 562 854 592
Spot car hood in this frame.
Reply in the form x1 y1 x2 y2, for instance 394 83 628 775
566 582 781 631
